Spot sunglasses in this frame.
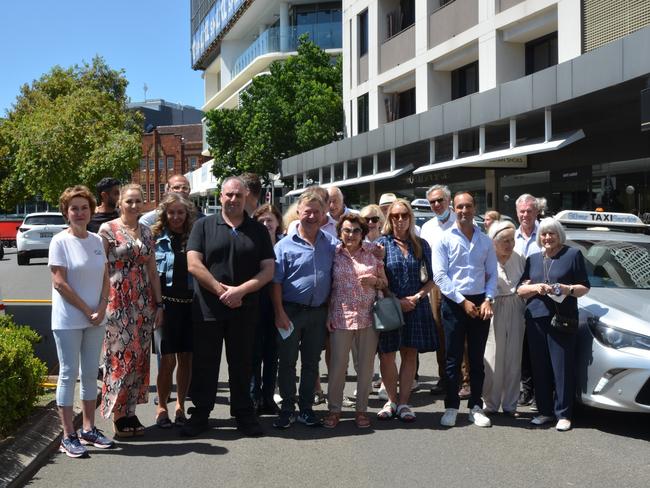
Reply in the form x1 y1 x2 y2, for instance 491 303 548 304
390 213 410 220
341 227 362 235
428 197 445 205
366 216 381 223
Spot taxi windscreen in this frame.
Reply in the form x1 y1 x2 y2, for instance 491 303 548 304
568 240 650 290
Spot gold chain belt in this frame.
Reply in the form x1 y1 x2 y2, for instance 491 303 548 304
162 296 193 304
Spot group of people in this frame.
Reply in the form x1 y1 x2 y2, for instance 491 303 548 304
50 171 590 458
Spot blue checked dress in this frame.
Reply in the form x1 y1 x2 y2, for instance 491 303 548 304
377 235 438 353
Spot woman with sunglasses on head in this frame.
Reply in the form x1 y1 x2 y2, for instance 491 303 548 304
375 200 438 422
322 214 388 429
98 184 163 437
151 193 196 428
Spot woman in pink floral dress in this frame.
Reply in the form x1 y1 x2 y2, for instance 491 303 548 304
322 214 388 429
98 184 163 437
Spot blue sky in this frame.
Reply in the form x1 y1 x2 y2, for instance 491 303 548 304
0 0 204 115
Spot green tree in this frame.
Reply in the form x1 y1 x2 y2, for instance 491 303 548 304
205 35 343 183
0 57 142 207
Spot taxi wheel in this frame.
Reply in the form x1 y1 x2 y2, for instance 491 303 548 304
17 254 29 266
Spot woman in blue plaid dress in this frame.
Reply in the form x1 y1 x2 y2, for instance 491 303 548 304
376 200 438 422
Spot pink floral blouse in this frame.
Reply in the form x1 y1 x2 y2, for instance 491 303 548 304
328 244 387 330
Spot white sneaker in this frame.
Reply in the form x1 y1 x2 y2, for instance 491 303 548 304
440 408 458 427
531 415 555 426
378 383 388 401
468 406 492 427
556 418 572 431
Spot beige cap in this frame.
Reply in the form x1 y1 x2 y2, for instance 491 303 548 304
378 193 397 206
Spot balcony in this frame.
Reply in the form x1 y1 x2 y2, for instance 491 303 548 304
232 22 342 78
380 24 415 73
429 0 479 49
497 0 525 13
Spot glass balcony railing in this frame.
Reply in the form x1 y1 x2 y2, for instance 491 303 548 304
232 22 342 78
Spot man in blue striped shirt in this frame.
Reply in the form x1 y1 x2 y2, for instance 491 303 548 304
432 191 497 428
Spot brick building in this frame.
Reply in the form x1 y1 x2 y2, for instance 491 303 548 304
133 124 208 211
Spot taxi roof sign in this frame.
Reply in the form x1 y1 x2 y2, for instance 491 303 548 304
555 210 646 228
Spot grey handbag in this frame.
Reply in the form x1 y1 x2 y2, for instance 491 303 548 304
372 291 405 332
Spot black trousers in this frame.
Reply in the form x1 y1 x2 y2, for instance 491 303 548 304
441 295 490 410
190 307 256 420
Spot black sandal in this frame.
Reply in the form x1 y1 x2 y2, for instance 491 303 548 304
128 415 146 436
156 413 173 429
174 412 187 426
113 417 135 438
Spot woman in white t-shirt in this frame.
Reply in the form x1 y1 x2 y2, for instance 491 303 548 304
49 185 113 458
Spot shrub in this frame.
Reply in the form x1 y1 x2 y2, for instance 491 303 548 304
0 314 47 436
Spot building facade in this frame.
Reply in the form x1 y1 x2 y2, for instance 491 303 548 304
187 0 343 205
133 124 208 211
281 0 650 217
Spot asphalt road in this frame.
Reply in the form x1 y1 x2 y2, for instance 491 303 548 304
0 247 51 300
2 247 649 487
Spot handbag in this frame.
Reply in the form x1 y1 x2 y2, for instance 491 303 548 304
372 290 405 332
550 299 578 334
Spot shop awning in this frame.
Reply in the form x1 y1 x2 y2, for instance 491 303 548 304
285 164 414 197
412 130 585 175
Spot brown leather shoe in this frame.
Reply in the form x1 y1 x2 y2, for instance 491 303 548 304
355 412 371 429
322 411 340 429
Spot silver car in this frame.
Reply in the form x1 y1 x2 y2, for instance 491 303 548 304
558 211 650 413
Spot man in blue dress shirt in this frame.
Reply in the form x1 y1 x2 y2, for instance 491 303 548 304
432 191 497 428
514 193 542 407
271 190 338 429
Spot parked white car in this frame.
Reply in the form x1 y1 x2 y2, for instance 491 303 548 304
16 212 67 265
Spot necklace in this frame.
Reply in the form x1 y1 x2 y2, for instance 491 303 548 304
543 256 554 284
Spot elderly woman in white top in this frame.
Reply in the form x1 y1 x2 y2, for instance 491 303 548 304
482 221 526 416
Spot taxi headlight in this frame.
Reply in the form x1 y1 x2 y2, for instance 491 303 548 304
589 320 650 351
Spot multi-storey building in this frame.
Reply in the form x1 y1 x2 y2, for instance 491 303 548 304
133 124 208 211
187 0 343 203
282 0 650 216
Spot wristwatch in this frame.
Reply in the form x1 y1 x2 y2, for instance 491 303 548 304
485 297 495 305
569 286 575 296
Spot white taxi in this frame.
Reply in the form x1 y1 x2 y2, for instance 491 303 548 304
557 210 650 413
16 212 67 265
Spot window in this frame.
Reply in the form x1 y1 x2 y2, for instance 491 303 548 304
149 184 155 203
357 93 369 134
158 158 164 170
358 10 368 57
525 32 558 75
141 185 147 202
167 156 175 170
148 159 154 171
140 159 146 171
398 87 416 119
159 184 165 198
189 156 198 170
451 61 479 100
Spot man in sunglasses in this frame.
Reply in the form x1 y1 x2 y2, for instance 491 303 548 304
139 174 204 227
420 185 456 396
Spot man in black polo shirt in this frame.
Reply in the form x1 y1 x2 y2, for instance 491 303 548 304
182 176 275 437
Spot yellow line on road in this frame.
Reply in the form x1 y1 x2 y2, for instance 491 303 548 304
3 299 52 303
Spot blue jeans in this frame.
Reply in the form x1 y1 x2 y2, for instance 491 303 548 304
441 295 490 410
277 303 328 413
53 326 105 406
